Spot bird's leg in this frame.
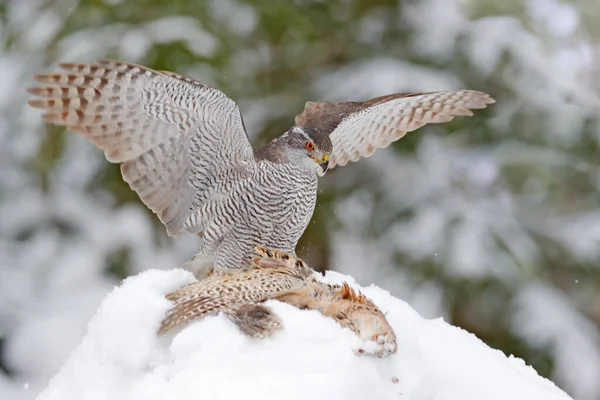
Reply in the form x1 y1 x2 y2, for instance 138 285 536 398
183 245 216 280
224 304 283 339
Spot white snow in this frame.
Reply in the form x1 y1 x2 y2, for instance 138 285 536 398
36 269 572 400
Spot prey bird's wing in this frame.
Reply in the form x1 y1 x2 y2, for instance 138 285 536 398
295 90 495 169
160 263 308 334
28 60 255 237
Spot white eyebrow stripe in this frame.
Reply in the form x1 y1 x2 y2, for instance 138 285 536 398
293 126 313 142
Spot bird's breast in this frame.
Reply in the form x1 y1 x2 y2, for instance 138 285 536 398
249 162 318 221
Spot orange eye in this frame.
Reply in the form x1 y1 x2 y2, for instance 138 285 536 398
305 141 315 151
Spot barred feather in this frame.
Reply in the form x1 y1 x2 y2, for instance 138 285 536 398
159 259 308 334
28 60 255 237
295 90 495 168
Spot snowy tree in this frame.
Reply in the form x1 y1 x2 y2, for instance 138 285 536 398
1 0 600 399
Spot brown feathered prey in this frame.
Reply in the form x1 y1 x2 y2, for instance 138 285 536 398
159 247 397 358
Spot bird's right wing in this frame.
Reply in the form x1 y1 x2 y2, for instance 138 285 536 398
28 60 255 237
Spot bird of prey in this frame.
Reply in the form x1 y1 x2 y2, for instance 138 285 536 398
27 60 495 277
159 246 397 358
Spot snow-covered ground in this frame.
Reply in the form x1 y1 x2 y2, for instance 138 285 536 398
36 269 572 400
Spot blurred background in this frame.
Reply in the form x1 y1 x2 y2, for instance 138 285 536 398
1 0 600 398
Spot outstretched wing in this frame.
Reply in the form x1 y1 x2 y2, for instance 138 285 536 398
28 60 255 237
295 90 495 168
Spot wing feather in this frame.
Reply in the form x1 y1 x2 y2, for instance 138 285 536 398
295 90 495 168
28 60 255 236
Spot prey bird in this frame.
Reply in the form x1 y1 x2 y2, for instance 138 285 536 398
159 246 398 358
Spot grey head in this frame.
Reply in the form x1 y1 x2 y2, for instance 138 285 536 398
255 125 333 176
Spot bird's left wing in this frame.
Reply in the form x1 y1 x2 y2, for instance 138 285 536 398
295 90 495 169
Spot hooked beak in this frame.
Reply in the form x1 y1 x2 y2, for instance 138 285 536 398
313 154 330 177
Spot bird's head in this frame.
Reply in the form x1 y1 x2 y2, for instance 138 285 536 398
281 125 332 176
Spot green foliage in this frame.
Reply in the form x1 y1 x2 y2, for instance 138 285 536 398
8 0 600 396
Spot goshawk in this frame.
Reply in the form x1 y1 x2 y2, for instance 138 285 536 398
27 60 494 277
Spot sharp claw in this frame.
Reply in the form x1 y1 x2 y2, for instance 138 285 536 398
254 246 268 256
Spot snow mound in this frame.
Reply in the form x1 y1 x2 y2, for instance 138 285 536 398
36 269 572 400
